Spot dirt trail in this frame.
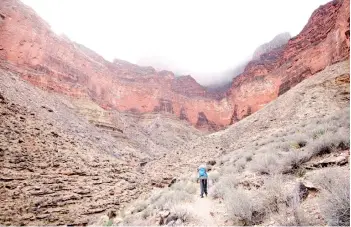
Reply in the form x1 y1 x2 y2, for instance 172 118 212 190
189 196 217 226
183 183 226 226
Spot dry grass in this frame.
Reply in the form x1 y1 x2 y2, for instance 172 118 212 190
281 149 311 173
170 205 193 223
224 189 265 225
312 168 350 226
208 108 349 225
171 180 197 195
209 173 239 199
248 152 281 175
119 178 196 224
261 175 311 226
307 129 350 156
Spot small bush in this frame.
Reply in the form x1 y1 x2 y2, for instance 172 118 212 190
312 168 350 226
262 174 288 213
274 141 291 152
171 180 196 195
153 189 193 210
209 184 222 199
248 153 281 175
140 208 153 220
234 157 247 172
290 134 309 148
281 150 311 172
209 170 220 184
224 189 265 225
262 176 310 226
170 205 192 223
131 201 148 214
308 130 350 156
210 173 238 199
184 182 197 194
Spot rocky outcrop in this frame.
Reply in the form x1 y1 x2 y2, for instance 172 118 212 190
171 75 207 97
0 0 349 129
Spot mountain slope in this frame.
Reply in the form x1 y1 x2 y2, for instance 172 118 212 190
147 60 350 188
114 59 349 226
0 0 349 130
0 66 202 225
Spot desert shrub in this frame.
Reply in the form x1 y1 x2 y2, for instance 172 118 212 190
209 184 222 199
209 170 220 184
308 129 350 156
248 153 281 175
131 200 148 214
140 208 153 220
170 205 192 223
234 157 247 172
153 189 193 210
149 189 163 204
190 173 198 183
171 180 197 194
288 134 309 148
274 141 291 152
210 173 239 199
262 174 288 213
262 175 309 226
308 125 329 139
281 150 311 172
312 168 350 226
224 189 265 225
307 121 343 140
184 182 197 194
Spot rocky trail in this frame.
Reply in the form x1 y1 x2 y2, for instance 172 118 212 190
187 193 220 226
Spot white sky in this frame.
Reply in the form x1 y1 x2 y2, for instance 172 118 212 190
22 0 330 85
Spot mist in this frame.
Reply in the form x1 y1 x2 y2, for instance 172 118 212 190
22 0 330 86
137 55 252 87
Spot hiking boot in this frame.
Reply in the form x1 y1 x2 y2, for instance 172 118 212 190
200 195 204 198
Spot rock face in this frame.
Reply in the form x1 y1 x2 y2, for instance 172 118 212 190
0 0 349 130
0 81 149 226
253 32 292 60
227 0 350 123
0 65 202 225
0 0 232 130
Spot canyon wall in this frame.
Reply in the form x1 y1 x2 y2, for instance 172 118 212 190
227 0 350 122
0 0 349 130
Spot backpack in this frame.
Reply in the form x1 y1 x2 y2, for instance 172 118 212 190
198 167 207 178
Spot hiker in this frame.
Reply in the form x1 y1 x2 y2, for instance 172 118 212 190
197 164 208 198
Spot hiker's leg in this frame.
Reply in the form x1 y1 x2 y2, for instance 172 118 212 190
204 179 208 195
200 179 204 197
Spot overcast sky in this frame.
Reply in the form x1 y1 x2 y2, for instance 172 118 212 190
22 0 330 86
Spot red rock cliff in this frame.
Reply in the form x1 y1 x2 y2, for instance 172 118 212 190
0 0 233 130
0 0 349 130
228 0 350 123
